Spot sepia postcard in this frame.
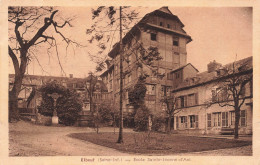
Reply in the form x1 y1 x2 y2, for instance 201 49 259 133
0 0 260 165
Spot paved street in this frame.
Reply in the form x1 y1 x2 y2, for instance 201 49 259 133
9 121 252 156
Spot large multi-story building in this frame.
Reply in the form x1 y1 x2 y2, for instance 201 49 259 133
100 7 192 117
100 7 253 135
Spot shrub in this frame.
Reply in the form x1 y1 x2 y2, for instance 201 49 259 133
38 82 82 126
134 105 150 131
128 77 147 110
152 116 166 132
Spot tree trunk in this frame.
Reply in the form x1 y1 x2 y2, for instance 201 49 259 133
9 73 24 122
9 91 19 122
167 115 171 134
9 47 28 122
234 109 240 139
117 6 123 143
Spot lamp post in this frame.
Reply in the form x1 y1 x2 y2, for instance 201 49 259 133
48 93 61 125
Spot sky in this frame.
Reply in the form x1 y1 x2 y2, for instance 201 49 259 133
8 7 252 78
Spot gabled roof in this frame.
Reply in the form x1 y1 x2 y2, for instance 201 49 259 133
157 7 174 15
153 7 184 27
170 63 199 73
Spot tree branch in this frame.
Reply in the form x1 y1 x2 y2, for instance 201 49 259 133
14 20 24 47
27 10 58 48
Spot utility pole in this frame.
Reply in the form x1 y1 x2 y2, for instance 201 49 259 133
117 6 123 143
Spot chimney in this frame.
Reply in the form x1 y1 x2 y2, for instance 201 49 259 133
69 74 73 78
207 60 222 73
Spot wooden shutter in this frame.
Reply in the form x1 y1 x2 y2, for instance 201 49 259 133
195 115 199 128
195 93 199 105
175 98 179 108
176 116 179 129
207 114 211 127
184 95 187 107
222 112 226 127
185 116 187 128
240 110 246 126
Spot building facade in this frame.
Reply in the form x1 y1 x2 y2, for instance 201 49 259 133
9 74 108 124
100 7 192 117
171 57 253 135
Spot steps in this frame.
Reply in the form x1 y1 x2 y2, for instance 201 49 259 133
220 128 234 135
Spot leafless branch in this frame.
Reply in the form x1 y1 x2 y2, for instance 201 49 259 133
53 39 66 76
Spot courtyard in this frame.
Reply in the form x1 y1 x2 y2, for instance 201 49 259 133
9 121 252 156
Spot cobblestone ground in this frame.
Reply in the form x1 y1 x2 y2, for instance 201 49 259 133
9 121 252 156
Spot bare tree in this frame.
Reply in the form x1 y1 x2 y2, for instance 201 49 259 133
8 7 80 122
207 58 252 139
160 95 181 134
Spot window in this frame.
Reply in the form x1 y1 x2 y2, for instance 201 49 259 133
211 89 217 102
151 33 157 41
176 73 180 79
146 84 156 95
212 87 228 102
217 87 228 102
230 111 235 126
187 94 195 106
167 73 173 80
240 86 246 97
180 116 187 128
213 112 221 127
161 86 171 96
160 22 163 26
173 36 179 46
207 114 211 128
180 96 185 108
222 112 229 127
190 115 198 128
167 24 171 28
240 110 246 126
